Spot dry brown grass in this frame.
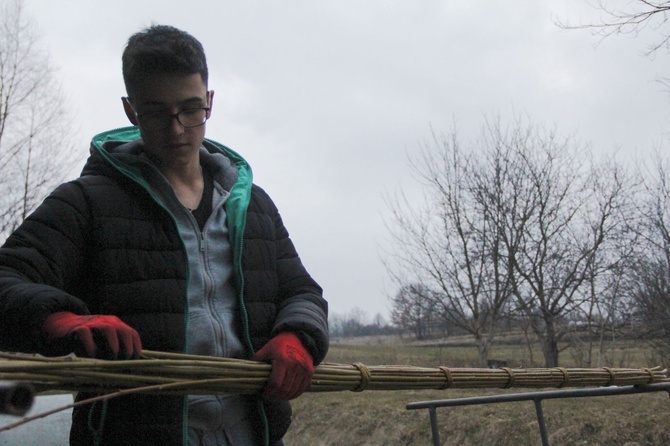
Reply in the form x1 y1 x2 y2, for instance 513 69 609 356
285 336 670 445
287 390 670 445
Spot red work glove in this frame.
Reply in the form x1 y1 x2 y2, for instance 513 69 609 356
251 332 314 401
42 312 142 359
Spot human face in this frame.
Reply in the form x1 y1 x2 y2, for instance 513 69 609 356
122 72 213 169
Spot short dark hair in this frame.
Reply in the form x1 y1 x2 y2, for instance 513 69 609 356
122 25 208 97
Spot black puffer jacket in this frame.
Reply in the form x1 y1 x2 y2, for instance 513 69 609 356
0 127 329 445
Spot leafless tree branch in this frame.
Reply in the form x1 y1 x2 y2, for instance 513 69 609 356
0 0 78 238
556 0 670 56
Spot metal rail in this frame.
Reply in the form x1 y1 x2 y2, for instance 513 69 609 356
406 382 670 446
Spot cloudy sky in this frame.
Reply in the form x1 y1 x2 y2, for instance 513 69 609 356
23 0 669 322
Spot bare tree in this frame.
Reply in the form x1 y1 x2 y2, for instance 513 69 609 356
502 123 628 367
625 153 670 367
567 161 636 367
569 257 629 367
384 125 517 367
390 283 437 340
0 0 77 239
628 258 670 366
557 0 670 56
385 116 629 367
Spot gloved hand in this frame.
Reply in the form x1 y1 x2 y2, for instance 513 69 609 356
42 311 142 359
251 332 314 401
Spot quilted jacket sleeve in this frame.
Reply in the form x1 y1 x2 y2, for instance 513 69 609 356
0 181 92 354
261 188 329 365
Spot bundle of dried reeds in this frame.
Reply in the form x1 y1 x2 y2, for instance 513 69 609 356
0 350 666 395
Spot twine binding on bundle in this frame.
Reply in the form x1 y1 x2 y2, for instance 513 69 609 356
0 350 666 396
0 350 668 433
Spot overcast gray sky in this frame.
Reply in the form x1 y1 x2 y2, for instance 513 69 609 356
24 0 669 322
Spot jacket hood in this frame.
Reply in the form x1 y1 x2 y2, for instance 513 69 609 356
83 126 252 190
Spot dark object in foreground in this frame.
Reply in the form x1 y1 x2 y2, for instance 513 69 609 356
0 381 34 416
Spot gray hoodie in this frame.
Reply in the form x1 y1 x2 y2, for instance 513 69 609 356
142 146 255 445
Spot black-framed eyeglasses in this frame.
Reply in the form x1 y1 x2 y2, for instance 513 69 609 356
134 107 211 131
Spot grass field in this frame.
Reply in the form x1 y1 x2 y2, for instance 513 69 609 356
284 335 670 445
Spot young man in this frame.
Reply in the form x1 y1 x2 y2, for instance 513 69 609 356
0 25 329 445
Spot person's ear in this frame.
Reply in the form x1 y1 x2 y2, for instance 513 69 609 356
207 90 214 117
122 97 139 126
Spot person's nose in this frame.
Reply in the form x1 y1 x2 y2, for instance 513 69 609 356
167 114 186 135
